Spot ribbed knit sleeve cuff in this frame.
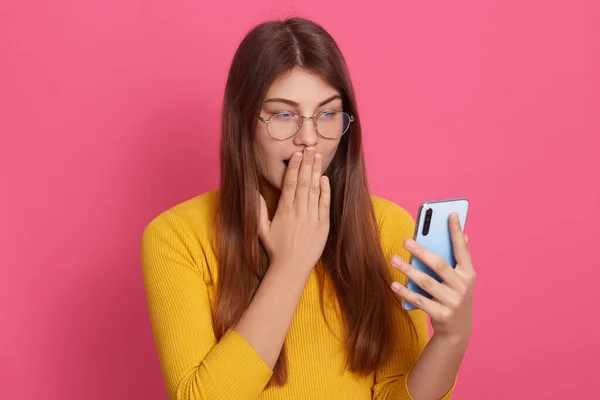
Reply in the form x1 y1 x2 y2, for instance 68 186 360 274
389 365 456 400
201 330 274 398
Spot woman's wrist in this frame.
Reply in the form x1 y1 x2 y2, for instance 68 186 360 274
431 330 471 349
267 259 315 282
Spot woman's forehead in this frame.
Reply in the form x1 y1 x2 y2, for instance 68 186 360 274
264 69 340 106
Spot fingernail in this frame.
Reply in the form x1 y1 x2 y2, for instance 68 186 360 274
391 282 403 291
404 239 416 249
391 255 403 266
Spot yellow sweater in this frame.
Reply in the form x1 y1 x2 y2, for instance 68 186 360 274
141 190 454 400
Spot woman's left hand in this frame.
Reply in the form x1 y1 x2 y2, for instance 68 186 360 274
390 213 475 341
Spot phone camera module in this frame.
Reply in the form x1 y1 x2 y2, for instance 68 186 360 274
423 208 433 236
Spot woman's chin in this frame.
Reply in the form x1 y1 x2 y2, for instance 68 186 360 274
260 175 282 192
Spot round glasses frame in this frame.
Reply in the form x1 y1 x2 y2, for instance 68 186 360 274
257 111 355 141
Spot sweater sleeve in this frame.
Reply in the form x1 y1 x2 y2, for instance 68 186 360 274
372 201 455 400
140 210 273 400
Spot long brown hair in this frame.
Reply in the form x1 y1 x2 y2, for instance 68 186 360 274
214 17 411 385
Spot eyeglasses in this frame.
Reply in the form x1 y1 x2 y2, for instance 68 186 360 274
258 110 355 141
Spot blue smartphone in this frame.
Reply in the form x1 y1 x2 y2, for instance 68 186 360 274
402 198 469 311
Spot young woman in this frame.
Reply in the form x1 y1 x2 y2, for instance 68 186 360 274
141 17 475 400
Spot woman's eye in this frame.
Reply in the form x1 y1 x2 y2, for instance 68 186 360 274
274 112 294 119
320 111 336 119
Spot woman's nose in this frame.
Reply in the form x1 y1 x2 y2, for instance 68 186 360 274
293 117 318 147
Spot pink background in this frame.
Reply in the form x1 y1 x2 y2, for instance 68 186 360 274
1 0 598 399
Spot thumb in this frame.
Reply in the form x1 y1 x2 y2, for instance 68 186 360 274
258 192 271 238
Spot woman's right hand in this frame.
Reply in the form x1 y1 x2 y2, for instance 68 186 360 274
258 147 331 274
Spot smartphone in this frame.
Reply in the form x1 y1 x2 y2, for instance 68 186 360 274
402 198 469 311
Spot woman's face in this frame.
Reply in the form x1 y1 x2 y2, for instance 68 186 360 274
255 68 344 190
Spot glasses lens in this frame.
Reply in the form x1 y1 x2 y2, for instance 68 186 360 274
268 112 300 140
317 112 351 139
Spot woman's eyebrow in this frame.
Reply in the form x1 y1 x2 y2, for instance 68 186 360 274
263 94 342 108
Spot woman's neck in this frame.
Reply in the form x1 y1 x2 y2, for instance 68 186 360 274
261 182 281 220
